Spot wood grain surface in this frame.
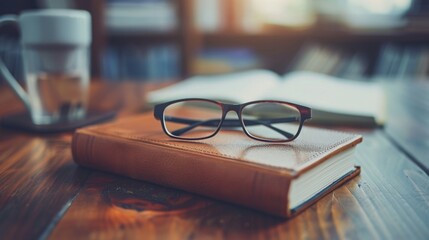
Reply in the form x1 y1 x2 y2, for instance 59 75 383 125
0 132 90 239
384 82 429 173
1 80 428 240
48 130 429 240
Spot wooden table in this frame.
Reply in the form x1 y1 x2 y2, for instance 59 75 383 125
0 80 428 239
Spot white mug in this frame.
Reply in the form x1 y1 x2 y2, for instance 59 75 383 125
0 9 91 125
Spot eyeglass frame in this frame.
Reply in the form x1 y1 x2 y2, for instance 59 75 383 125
154 98 312 142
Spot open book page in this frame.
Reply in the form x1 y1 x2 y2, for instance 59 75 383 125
270 71 386 125
147 69 386 126
147 69 280 104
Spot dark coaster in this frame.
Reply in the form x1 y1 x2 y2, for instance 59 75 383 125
0 110 116 134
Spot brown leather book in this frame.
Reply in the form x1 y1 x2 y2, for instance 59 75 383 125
72 111 362 218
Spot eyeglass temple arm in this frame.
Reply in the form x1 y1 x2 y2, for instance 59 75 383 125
165 116 297 138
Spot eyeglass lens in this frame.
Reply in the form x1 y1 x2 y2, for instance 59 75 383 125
163 100 222 139
241 102 301 141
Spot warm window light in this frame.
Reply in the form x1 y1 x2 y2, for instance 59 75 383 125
340 0 412 29
346 0 412 14
250 0 315 27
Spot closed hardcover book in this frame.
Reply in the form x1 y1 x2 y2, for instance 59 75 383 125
72 111 362 217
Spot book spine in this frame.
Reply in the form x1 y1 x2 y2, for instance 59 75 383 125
72 130 292 217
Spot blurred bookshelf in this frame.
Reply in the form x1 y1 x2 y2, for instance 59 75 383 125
75 0 197 82
191 0 429 80
88 0 429 82
1 0 429 83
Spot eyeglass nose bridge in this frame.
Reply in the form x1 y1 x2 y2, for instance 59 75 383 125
217 103 246 130
220 103 243 118
222 103 241 113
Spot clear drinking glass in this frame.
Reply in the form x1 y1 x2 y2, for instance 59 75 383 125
23 45 90 124
0 9 91 125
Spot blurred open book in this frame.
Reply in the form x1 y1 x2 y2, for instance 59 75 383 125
147 70 386 127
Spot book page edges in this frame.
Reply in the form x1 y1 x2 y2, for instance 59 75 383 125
288 166 361 217
309 109 379 127
295 135 362 175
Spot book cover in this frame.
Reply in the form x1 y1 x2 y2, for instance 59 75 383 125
72 111 362 217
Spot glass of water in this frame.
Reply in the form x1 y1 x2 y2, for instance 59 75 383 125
0 9 91 125
24 44 90 124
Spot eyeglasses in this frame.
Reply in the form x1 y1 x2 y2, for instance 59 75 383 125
154 98 312 142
